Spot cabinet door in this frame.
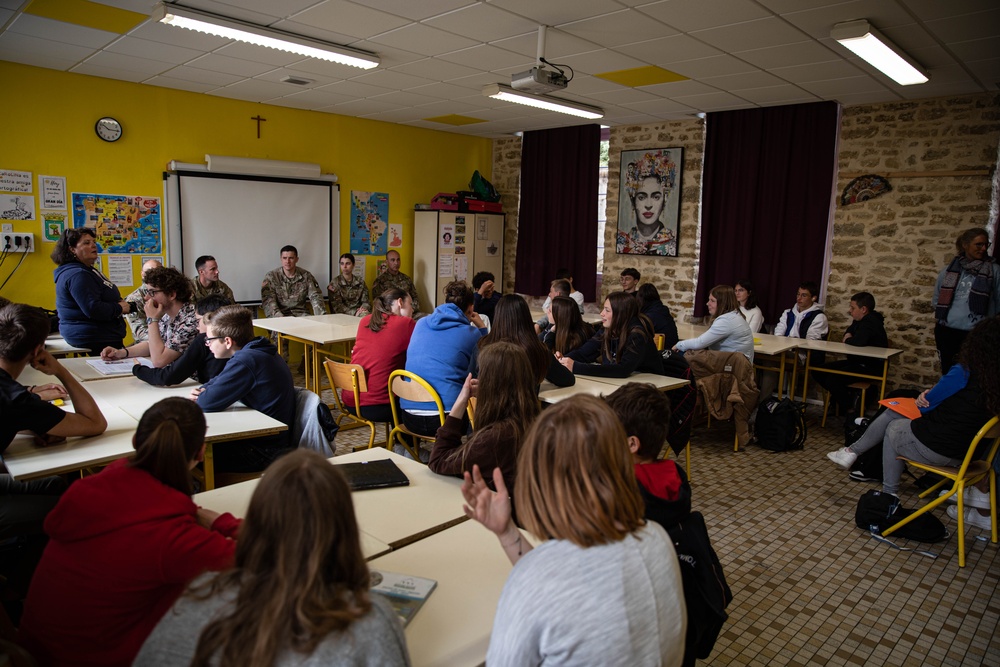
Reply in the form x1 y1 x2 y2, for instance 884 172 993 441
471 213 504 286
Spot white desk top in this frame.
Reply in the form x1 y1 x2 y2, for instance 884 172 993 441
368 520 524 667
195 448 466 550
798 338 903 359
675 323 801 356
538 377 618 403
587 373 691 391
529 307 603 326
53 356 135 382
253 315 358 345
44 336 90 357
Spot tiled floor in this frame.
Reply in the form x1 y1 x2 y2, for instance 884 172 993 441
323 385 999 667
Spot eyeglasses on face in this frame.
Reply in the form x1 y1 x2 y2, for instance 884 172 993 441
204 336 225 345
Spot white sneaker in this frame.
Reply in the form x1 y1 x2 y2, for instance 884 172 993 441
946 505 992 531
939 486 992 510
826 447 858 469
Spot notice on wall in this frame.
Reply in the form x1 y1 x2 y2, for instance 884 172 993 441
39 175 66 209
388 223 403 248
454 256 467 282
41 210 67 241
353 256 366 282
477 217 488 240
107 255 134 286
438 253 453 278
0 169 32 194
439 223 454 249
0 194 35 220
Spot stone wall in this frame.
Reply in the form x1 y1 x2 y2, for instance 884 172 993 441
492 92 1000 391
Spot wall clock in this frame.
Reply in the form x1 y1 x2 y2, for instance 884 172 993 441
95 117 123 142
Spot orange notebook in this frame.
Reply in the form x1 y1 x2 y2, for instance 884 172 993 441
878 397 921 420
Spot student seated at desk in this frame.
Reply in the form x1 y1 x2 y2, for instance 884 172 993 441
0 303 107 545
430 343 540 513
135 449 409 667
101 267 199 368
541 296 594 356
559 291 664 378
734 279 764 334
472 270 501 320
813 291 888 422
19 398 240 667
760 280 829 398
132 294 232 387
534 269 584 334
193 305 295 473
462 396 686 667
674 285 754 363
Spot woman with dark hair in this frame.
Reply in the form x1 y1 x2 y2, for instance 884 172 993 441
343 287 416 424
559 291 663 378
51 227 133 351
135 449 408 666
327 252 371 317
933 227 999 373
472 293 573 387
734 279 764 334
430 342 540 507
674 285 754 362
462 396 685 666
827 316 1000 514
636 282 679 347
20 398 240 667
542 295 594 356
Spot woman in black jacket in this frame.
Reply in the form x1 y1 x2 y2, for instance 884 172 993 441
560 291 663 378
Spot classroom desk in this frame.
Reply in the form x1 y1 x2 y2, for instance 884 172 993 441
44 334 90 358
195 448 467 551
46 356 136 382
367 520 526 667
538 377 620 403
587 372 691 391
529 307 603 326
797 339 903 404
252 314 359 394
7 368 287 490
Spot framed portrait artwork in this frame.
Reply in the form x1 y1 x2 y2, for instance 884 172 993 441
616 148 682 257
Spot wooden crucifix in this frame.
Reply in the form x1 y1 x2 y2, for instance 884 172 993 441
251 115 267 139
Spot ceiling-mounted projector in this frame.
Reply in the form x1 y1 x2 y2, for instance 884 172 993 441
511 67 568 94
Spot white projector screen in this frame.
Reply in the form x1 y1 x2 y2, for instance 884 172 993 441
165 172 338 303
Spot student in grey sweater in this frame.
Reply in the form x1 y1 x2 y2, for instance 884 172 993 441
135 450 409 667
462 396 686 667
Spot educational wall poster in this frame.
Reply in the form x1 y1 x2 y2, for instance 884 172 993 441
0 169 32 194
0 194 35 220
349 190 389 256
388 223 402 248
107 255 133 286
71 192 162 254
616 147 682 257
41 210 67 241
40 175 66 209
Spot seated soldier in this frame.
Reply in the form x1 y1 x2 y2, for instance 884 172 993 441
1 303 107 540
132 294 232 386
813 291 888 422
370 250 420 314
193 305 295 473
260 245 326 319
472 271 500 321
123 259 162 343
190 255 235 302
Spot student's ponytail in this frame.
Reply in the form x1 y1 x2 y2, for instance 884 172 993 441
368 288 408 333
130 397 207 495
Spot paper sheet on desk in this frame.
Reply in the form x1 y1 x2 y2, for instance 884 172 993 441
86 357 153 375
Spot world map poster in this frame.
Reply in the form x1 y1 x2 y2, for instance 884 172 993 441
72 192 162 254
350 190 389 256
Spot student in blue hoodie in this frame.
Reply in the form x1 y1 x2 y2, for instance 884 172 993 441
402 281 486 439
193 305 295 473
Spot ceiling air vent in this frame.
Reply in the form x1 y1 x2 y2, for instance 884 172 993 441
280 75 314 86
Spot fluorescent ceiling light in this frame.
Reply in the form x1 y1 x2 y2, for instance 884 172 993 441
831 19 927 86
151 2 379 70
482 84 604 120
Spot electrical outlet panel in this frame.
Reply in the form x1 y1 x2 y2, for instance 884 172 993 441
1 224 11 233
1 233 34 253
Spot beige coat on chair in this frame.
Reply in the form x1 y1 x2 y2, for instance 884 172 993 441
686 350 760 448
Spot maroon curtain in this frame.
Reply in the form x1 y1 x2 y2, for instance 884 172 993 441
515 124 601 301
694 102 839 321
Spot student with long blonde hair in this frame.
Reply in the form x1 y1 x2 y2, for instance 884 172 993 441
674 284 754 362
430 342 540 504
135 449 409 667
20 398 240 667
462 395 686 666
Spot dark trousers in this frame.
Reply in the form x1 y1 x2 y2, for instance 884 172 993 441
348 403 395 424
934 323 969 374
0 474 67 541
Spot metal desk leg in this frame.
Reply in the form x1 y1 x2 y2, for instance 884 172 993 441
203 443 215 491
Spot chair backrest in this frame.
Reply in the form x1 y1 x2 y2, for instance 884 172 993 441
467 395 477 428
953 416 1000 480
388 370 447 428
323 360 367 411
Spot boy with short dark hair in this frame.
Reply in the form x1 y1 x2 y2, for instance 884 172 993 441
620 268 641 294
193 305 295 472
472 271 500 320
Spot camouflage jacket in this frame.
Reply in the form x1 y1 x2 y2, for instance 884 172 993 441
190 277 235 303
327 273 370 316
124 285 150 342
261 267 326 317
370 271 420 313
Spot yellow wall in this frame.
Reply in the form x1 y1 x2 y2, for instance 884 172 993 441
0 61 493 307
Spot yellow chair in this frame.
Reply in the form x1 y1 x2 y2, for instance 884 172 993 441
387 370 447 462
467 395 477 429
881 416 1000 567
323 359 389 450
654 333 666 351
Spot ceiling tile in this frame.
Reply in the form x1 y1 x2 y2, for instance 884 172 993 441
253 68 338 88
0 45 79 71
369 89 443 106
668 90 749 108
214 0 320 19
82 50 177 75
619 97 698 115
768 59 864 84
214 42 305 67
0 30 94 61
798 75 892 98
437 43 531 70
727 83 817 105
126 20 230 50
638 79 718 97
350 68 437 91
339 39 425 68
777 0 916 40
286 0 410 40
324 97 405 114
554 48 646 75
265 88 356 109
348 0 475 21
159 65 243 86
211 78 296 100
964 57 1000 88
614 33 723 65
895 0 997 22
266 19 360 47
669 54 760 79
164 0 278 25
636 0 770 33
406 80 478 99
187 53 277 77
104 35 205 64
587 86 662 104
486 0 625 28
491 28 602 60
283 57 378 80
390 57 481 81
734 40 837 70
424 3 539 43
925 9 1000 43
559 9 677 48
701 70 784 90
692 17 808 52
367 22 479 57
71 61 148 82
8 13 118 48
144 75 218 93
317 79 395 97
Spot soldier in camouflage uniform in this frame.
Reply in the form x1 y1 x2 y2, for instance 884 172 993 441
123 258 162 343
370 249 420 313
260 245 327 318
189 255 235 303
327 253 371 317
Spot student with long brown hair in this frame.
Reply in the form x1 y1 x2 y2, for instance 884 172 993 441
472 293 573 387
560 290 664 377
135 449 409 667
542 295 594 356
674 284 755 362
20 398 240 667
430 342 540 503
462 395 686 666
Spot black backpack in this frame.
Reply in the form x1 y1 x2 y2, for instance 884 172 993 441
754 397 806 452
854 489 949 543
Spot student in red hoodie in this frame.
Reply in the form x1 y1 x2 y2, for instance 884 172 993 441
19 397 240 667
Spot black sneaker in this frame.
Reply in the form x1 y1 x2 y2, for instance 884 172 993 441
849 470 879 483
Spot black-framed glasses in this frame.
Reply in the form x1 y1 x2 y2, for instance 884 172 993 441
146 288 163 294
204 336 224 345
